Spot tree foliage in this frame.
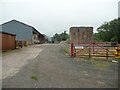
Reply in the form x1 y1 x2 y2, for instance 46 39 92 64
94 18 120 43
52 31 69 43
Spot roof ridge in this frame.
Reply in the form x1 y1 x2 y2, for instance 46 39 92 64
1 19 42 35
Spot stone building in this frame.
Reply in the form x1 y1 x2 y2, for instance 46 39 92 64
70 27 93 44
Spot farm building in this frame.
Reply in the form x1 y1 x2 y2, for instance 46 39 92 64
70 27 93 44
0 31 16 51
0 20 45 45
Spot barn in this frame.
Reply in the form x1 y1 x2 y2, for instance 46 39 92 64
0 20 45 45
70 27 93 44
0 31 16 51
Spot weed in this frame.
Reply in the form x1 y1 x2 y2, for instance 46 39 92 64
31 75 38 80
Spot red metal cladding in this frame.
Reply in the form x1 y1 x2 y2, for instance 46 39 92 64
0 33 16 51
0 34 2 51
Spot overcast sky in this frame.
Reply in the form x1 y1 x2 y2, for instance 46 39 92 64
0 0 119 36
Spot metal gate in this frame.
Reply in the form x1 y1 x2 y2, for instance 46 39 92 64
70 42 118 59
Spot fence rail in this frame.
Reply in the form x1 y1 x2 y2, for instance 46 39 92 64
70 42 118 59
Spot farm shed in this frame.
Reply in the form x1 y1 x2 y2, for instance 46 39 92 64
0 31 16 51
0 20 45 45
32 27 46 44
70 27 93 44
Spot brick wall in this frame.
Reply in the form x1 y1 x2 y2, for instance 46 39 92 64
70 27 93 44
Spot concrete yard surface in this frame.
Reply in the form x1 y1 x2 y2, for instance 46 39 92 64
2 44 118 88
2 45 42 79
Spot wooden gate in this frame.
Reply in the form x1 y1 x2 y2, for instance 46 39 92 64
70 42 118 59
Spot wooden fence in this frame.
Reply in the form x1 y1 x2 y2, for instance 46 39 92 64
70 42 118 59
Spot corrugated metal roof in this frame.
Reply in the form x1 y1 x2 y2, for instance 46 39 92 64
0 19 42 35
0 31 16 36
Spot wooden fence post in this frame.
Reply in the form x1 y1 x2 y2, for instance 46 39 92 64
106 48 108 59
71 43 74 57
89 47 91 58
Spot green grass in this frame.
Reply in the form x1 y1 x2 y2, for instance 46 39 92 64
64 47 69 55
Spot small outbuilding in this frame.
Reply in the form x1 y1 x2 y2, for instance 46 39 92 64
0 31 16 51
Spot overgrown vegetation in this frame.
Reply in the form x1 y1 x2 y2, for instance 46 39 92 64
52 31 69 43
94 18 120 43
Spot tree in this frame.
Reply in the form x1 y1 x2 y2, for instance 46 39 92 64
94 18 120 43
52 31 69 43
52 33 61 43
61 31 69 41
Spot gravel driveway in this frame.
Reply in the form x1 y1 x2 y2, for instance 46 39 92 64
2 44 118 88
